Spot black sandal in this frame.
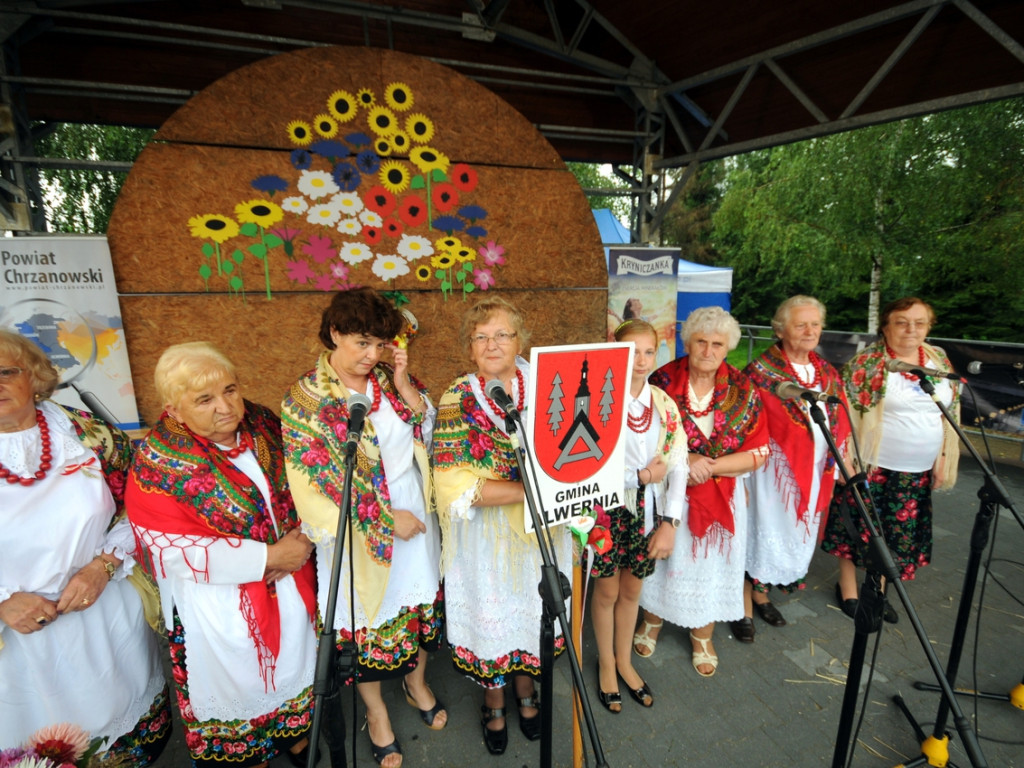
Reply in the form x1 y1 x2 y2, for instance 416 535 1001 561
369 737 402 767
480 705 508 755
597 689 622 714
516 694 542 741
401 679 447 730
622 677 654 707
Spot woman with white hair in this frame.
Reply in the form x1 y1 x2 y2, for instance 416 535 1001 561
633 306 768 677
126 341 318 768
742 296 851 638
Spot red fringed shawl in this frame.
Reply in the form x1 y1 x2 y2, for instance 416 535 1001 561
650 358 767 553
127 401 316 689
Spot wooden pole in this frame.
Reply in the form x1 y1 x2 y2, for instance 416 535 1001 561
571 544 586 768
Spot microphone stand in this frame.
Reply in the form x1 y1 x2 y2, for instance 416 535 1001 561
804 400 986 768
500 407 609 768
306 436 360 768
889 375 1023 767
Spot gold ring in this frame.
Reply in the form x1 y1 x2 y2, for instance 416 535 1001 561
36 616 48 625
81 598 90 605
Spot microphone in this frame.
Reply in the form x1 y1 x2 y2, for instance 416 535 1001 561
344 393 372 452
485 379 520 419
884 358 961 381
774 380 842 404
966 360 1024 375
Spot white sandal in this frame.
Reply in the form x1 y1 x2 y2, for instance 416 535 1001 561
632 617 663 658
689 631 718 677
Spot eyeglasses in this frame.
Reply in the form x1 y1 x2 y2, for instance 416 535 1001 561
470 331 518 347
0 366 25 382
890 320 930 330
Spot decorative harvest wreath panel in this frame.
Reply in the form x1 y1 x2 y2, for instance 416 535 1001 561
108 46 605 425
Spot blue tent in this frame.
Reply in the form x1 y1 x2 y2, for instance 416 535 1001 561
592 208 631 244
675 260 733 350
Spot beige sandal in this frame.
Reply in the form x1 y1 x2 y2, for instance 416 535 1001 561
689 631 718 677
632 617 663 658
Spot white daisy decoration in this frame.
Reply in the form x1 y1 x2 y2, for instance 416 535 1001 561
297 169 339 200
337 217 362 236
397 233 434 261
371 253 410 281
282 196 309 214
359 209 383 227
306 203 342 227
339 242 374 265
332 191 364 217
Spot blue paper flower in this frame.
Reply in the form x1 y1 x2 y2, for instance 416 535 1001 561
432 215 465 233
332 161 362 192
251 174 288 194
290 149 312 169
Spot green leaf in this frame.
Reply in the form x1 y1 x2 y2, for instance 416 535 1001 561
440 280 451 291
432 169 447 183
284 241 294 256
240 222 259 237
464 283 475 293
198 263 212 280
264 234 284 248
232 249 244 264
229 275 244 291
456 271 465 283
410 175 426 189
201 242 215 257
435 270 446 279
248 243 268 258
223 260 235 274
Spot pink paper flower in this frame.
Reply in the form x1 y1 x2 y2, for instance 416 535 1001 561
478 240 505 266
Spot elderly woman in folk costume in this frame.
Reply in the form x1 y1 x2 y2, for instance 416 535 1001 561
633 306 768 676
0 330 171 764
822 297 960 623
742 296 852 632
127 341 317 768
592 319 686 712
432 296 572 756
282 288 444 768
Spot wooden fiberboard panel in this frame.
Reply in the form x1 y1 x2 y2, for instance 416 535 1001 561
107 45 607 421
120 289 606 427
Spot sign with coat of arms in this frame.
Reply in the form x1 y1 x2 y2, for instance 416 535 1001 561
524 342 633 530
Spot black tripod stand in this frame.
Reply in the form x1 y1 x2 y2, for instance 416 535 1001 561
803 401 986 768
497 397 609 768
887 376 1023 767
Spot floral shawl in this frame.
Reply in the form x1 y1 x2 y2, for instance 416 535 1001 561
127 400 316 686
650 358 767 552
745 345 852 525
842 340 960 490
280 352 432 626
623 385 686 522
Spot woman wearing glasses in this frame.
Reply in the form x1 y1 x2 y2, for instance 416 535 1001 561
433 296 571 756
822 297 960 622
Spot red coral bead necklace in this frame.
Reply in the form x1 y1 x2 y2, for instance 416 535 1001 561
478 369 525 415
886 343 926 382
0 409 53 485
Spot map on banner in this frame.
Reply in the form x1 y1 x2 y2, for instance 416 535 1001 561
0 237 141 429
525 342 632 530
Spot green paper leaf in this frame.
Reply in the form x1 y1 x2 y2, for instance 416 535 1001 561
229 275 243 290
264 234 284 248
248 243 268 258
240 222 259 237
464 283 475 293
201 242 215 257
435 270 446 279
441 280 451 291
432 169 447 182
410 175 426 189
284 241 294 256
232 249 244 264
456 271 465 283
223 260 235 274
199 263 212 280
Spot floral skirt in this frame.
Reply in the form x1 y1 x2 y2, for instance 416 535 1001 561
451 637 567 689
168 612 312 768
97 684 173 767
590 499 656 580
821 466 933 581
333 587 444 684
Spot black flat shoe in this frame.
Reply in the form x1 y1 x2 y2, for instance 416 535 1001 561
729 617 755 643
835 583 859 619
621 677 653 708
480 706 508 756
597 688 622 713
754 600 787 627
883 600 899 624
516 694 542 741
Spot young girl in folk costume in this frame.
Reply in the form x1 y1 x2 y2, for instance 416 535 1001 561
592 320 687 712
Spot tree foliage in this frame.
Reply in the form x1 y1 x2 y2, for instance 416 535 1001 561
709 98 1024 340
566 161 632 220
33 123 154 233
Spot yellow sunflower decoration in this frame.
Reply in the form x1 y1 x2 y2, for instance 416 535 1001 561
357 88 376 108
313 113 339 138
390 131 410 154
378 160 411 194
410 146 449 175
431 252 456 270
234 199 284 229
189 214 239 244
286 120 314 146
455 247 475 262
415 264 432 281
385 82 414 112
367 105 398 136
435 236 462 252
327 89 358 123
405 113 435 144
374 137 393 157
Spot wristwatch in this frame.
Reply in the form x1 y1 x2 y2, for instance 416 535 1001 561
659 516 681 529
98 557 117 581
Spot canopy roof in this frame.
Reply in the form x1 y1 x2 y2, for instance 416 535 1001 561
4 0 1024 169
